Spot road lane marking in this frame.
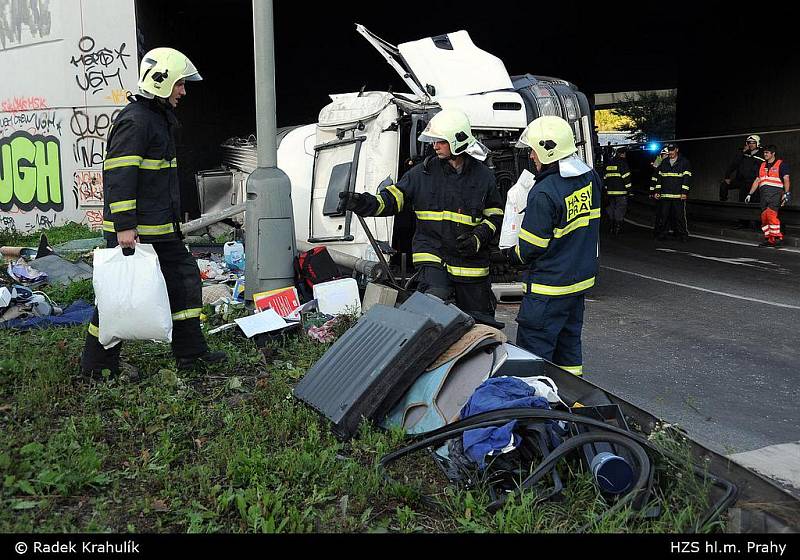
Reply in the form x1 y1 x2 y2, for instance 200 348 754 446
623 217 800 253
601 266 800 310
656 248 791 274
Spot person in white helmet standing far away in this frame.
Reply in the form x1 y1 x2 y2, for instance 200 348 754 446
339 109 505 327
721 134 764 203
80 47 227 379
505 116 601 377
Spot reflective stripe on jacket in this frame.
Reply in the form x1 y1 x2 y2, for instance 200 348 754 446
510 165 600 297
758 160 786 189
603 157 631 196
362 155 503 281
102 97 182 243
653 155 692 195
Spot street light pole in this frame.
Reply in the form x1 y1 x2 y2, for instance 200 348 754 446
244 0 296 301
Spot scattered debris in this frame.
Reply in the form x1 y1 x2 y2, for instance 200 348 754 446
28 255 93 285
7 258 47 284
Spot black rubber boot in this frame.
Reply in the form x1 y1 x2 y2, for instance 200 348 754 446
176 351 229 371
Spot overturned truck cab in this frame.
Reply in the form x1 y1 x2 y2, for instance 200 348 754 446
210 25 595 298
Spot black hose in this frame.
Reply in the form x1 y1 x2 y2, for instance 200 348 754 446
379 407 737 529
485 432 652 516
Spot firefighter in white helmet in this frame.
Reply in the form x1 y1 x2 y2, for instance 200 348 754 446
505 116 601 376
340 109 505 327
721 134 765 203
81 47 227 379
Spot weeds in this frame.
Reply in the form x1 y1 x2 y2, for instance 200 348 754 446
0 229 722 533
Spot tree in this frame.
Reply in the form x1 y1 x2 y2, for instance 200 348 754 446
611 90 676 143
594 109 634 131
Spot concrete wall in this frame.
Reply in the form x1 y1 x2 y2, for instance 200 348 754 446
674 13 800 204
0 0 138 234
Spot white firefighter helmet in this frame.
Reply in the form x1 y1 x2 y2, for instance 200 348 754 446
516 115 577 164
418 109 477 155
138 47 202 99
746 134 761 145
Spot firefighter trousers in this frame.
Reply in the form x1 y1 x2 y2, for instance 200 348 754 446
654 198 688 239
80 240 209 372
415 264 501 328
605 196 627 222
515 292 584 376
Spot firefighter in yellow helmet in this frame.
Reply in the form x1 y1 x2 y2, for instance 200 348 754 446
505 116 601 376
339 109 505 327
81 47 226 379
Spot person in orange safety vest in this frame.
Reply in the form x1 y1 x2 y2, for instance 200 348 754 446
745 144 791 248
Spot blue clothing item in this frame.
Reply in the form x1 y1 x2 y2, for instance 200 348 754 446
0 299 94 331
516 293 585 376
510 165 600 297
460 377 551 468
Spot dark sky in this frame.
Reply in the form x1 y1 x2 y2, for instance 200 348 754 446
160 1 782 127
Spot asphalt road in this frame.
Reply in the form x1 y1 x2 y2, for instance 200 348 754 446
497 223 800 489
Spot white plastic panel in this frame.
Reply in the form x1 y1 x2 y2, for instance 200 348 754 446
438 92 528 130
398 31 513 98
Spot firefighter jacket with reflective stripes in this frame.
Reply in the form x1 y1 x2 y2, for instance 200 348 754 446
652 155 692 198
360 155 504 281
102 97 181 242
510 164 601 297
757 159 787 190
726 148 764 184
603 157 631 196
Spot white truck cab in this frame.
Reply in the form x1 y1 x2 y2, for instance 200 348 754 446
212 26 596 299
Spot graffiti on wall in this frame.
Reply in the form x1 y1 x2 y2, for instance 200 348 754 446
0 0 55 50
71 35 131 95
73 169 102 206
69 107 120 167
0 109 61 137
1 96 47 113
84 209 103 231
0 130 63 212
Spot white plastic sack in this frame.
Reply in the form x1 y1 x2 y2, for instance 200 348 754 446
93 244 173 349
499 169 536 249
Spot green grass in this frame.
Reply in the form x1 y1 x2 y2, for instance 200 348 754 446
0 319 723 533
0 222 100 248
0 228 725 534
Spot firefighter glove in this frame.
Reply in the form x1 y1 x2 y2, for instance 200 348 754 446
782 192 791 205
456 233 481 255
744 195 751 204
338 191 369 215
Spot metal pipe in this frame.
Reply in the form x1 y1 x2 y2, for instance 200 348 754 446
244 0 297 299
252 0 277 168
180 203 245 235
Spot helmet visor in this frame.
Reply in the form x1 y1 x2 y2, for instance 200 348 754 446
418 130 448 144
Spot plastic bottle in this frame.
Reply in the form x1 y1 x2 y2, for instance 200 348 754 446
224 241 245 272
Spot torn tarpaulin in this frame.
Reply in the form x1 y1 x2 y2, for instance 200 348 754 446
28 255 93 285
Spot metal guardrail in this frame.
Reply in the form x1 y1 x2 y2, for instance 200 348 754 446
630 192 800 227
